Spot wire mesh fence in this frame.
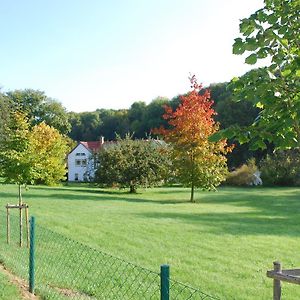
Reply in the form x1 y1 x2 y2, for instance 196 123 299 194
0 210 219 299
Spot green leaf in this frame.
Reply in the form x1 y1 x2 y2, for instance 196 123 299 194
209 131 224 142
245 38 259 51
233 39 245 55
249 140 267 150
245 54 258 65
281 69 291 77
296 69 300 77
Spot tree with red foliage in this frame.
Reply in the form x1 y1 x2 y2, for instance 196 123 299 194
153 76 232 202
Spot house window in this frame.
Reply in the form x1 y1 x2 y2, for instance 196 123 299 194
81 159 87 166
76 152 85 156
75 173 79 181
75 159 81 166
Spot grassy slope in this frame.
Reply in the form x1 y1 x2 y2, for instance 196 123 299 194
1 184 300 299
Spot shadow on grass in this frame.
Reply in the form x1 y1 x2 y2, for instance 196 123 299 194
137 209 300 236
0 190 188 205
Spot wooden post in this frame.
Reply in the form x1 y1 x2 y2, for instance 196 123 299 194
25 206 29 248
19 184 23 247
6 205 10 244
273 261 282 300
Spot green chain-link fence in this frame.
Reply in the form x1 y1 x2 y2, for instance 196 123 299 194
0 211 219 300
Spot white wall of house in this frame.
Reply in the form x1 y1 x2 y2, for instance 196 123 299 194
67 143 96 182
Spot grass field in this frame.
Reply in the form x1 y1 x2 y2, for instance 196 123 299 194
0 183 300 299
0 271 22 300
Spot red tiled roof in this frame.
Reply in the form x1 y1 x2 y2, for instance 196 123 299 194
80 141 103 152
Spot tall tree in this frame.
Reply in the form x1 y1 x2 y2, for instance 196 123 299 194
95 135 171 193
153 76 232 202
214 0 300 149
6 89 71 134
0 112 69 187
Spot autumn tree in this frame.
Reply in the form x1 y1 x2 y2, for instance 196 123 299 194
0 113 69 197
95 135 171 193
29 122 69 185
214 0 300 150
153 76 232 202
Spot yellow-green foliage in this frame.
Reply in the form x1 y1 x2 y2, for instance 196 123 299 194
226 158 257 186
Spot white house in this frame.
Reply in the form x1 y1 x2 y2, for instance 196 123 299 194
67 139 104 182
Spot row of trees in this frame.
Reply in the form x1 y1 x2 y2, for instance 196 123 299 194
0 84 261 169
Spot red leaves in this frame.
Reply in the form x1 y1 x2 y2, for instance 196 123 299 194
152 76 232 156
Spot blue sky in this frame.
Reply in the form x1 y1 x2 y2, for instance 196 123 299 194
0 0 264 112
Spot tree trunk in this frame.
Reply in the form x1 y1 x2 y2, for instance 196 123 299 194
190 154 195 203
129 185 136 193
18 184 23 247
190 181 195 203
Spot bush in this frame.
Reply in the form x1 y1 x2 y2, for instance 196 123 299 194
225 158 259 186
260 149 300 186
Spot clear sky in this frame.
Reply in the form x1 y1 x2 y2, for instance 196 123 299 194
0 0 264 112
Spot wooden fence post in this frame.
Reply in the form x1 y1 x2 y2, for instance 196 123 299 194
273 261 281 300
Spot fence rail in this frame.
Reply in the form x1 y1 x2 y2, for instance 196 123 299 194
0 211 219 299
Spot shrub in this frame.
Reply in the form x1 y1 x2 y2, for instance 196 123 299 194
260 149 300 186
225 158 258 186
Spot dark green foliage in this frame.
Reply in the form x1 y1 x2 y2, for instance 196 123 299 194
209 82 266 168
95 135 171 193
6 89 71 134
0 91 11 141
260 149 300 186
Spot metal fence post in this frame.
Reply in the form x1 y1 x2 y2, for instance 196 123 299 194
29 216 35 294
160 264 170 300
273 261 281 300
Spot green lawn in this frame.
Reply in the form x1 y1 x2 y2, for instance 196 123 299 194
0 184 300 299
0 271 23 300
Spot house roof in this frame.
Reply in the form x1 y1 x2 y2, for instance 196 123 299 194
80 141 103 153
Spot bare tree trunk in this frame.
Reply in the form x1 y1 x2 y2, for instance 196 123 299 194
18 184 23 247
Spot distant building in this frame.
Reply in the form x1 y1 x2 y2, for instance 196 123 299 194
67 138 104 182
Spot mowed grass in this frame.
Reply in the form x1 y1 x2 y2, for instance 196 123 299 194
0 184 300 299
0 271 22 300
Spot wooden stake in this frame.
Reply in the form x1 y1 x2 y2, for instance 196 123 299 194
25 206 29 248
6 205 10 244
19 184 23 247
273 261 282 300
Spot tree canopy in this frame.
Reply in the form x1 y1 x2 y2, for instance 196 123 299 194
0 112 69 187
214 0 300 150
95 135 171 193
6 89 71 134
